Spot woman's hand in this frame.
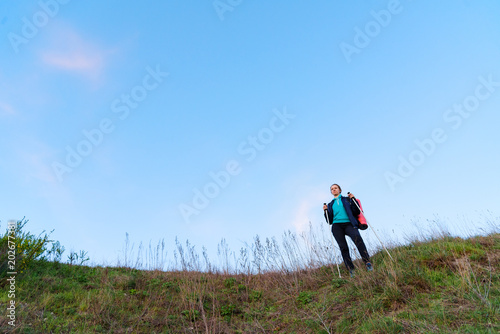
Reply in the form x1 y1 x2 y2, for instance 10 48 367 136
348 193 355 199
323 204 328 211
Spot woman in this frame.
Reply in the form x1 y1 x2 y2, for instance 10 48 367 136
323 184 372 276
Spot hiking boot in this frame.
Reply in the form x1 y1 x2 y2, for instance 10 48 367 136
366 262 373 271
349 269 355 278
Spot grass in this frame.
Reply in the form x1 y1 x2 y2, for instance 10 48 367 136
1 221 499 333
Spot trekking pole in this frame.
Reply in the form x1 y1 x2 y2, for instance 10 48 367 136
324 203 342 278
348 193 394 261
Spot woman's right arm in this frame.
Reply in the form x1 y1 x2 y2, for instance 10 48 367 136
323 204 332 224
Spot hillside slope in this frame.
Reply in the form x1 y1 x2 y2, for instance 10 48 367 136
1 233 499 333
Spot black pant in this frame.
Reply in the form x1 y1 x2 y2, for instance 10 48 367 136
332 223 370 270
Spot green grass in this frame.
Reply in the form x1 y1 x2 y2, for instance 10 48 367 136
1 230 499 333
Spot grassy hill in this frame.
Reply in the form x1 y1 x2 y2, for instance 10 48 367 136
1 227 499 333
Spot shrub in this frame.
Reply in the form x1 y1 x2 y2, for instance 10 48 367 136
0 218 53 286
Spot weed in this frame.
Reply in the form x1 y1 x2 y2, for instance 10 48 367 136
221 304 237 317
249 290 262 302
297 291 316 305
224 277 237 288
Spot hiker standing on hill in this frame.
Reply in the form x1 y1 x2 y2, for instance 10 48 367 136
323 184 373 276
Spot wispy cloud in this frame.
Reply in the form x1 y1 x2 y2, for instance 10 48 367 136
40 26 109 83
291 189 326 233
17 141 59 184
9 139 78 222
43 51 103 73
0 101 16 116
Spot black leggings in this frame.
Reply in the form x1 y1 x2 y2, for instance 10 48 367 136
332 223 370 270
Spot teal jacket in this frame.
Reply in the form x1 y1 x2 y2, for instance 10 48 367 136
324 196 361 228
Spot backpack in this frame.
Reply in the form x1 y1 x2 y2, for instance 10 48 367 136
354 198 368 230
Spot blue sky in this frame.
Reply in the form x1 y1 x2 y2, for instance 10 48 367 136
1 0 499 267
